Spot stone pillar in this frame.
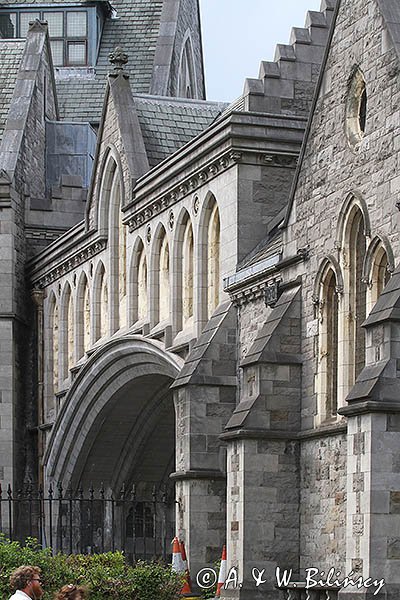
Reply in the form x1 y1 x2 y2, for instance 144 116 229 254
220 286 302 600
338 268 400 600
171 301 237 585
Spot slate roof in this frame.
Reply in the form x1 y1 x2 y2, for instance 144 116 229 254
133 95 227 168
0 39 24 143
54 0 164 120
1 0 165 119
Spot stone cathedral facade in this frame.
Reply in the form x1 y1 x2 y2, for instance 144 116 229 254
1 0 400 598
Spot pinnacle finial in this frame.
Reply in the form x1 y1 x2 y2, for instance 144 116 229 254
109 46 128 72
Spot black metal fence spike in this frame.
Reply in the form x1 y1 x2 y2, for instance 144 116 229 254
130 483 136 500
67 482 73 498
1 482 174 562
120 482 126 499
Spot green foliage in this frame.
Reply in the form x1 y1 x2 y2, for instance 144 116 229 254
0 535 183 600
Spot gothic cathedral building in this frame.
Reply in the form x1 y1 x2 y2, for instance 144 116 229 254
1 0 400 598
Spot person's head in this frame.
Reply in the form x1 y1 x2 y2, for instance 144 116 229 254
9 566 44 599
54 584 88 600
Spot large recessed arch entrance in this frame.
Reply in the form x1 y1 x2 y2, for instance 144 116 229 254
44 336 182 558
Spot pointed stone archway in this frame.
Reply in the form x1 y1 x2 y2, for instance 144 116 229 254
44 336 182 555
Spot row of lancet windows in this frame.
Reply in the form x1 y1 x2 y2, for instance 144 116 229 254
315 197 392 424
46 154 221 397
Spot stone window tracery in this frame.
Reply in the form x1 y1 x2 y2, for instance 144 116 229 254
178 34 197 99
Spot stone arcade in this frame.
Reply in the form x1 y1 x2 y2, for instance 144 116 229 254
1 0 400 598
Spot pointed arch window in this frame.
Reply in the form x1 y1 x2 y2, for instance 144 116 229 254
316 266 339 423
183 218 194 327
178 34 197 99
50 297 59 396
131 239 148 324
365 238 392 315
348 208 367 381
159 231 170 323
207 202 220 319
93 263 108 342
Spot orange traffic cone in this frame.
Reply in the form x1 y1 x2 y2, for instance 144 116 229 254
171 536 185 574
216 545 227 597
179 540 192 595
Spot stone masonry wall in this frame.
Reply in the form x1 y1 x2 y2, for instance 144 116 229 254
300 433 347 573
282 0 400 574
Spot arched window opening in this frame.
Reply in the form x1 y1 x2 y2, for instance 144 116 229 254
367 246 390 315
349 209 366 381
60 284 74 380
93 263 109 342
182 219 194 327
100 270 109 339
83 283 90 353
178 36 196 99
207 203 220 319
317 268 339 423
76 275 91 360
118 195 127 328
52 301 59 395
159 232 170 323
345 69 367 149
138 245 148 322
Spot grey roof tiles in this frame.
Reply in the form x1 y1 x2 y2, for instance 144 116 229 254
0 39 24 142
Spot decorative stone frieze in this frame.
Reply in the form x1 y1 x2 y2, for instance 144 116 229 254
126 149 296 232
33 239 107 288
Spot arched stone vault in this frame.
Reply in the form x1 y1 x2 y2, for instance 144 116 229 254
44 336 183 491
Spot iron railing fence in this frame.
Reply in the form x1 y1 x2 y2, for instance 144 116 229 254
0 483 175 563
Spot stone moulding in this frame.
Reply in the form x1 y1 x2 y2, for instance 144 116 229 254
125 149 298 232
33 238 107 288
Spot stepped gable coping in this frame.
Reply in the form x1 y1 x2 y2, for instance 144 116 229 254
282 0 341 228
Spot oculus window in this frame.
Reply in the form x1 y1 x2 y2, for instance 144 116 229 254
345 69 367 150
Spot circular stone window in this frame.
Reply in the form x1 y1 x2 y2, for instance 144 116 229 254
345 69 367 149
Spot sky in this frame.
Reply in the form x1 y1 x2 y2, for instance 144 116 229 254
200 0 322 102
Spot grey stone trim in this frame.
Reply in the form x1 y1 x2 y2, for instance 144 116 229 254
282 0 341 228
150 0 180 96
126 150 299 232
339 400 400 417
32 238 106 288
240 285 301 367
125 149 243 230
170 469 226 480
108 72 149 181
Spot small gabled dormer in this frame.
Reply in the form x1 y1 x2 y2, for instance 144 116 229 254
0 1 111 67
